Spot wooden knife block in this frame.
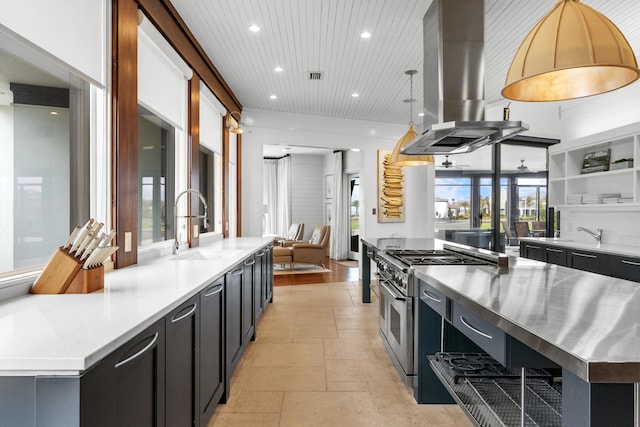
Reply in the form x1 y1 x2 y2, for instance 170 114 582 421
30 247 105 294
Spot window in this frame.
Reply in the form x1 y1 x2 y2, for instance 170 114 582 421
0 35 95 277
435 177 471 225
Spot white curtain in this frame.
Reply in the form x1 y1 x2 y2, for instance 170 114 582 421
275 156 291 237
263 159 278 235
330 151 349 260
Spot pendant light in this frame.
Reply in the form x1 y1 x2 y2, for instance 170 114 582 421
390 70 434 166
502 0 640 102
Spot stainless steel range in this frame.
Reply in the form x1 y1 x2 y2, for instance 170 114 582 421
375 244 508 386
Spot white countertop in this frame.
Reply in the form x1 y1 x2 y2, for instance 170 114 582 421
519 237 640 257
0 237 271 376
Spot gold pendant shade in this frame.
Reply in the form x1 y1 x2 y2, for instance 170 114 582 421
502 0 640 102
389 122 434 166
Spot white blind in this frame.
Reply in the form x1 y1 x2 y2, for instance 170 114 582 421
138 17 192 130
199 82 225 153
0 0 107 87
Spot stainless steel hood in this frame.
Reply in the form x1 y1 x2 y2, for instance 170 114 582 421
401 0 528 156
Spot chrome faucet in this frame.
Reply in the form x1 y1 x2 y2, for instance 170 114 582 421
174 189 208 254
576 226 602 244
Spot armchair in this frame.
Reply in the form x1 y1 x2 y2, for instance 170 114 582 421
275 223 304 246
291 225 331 268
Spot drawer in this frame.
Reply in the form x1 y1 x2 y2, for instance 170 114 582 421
567 250 610 275
451 303 506 364
611 256 640 282
544 246 566 266
419 281 448 319
451 302 557 368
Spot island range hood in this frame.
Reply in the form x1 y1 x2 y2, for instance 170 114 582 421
401 0 528 156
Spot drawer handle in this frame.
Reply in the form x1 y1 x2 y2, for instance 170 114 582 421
115 332 159 368
204 284 223 297
171 303 197 323
231 268 243 276
621 259 640 266
423 290 441 303
572 252 596 258
459 315 493 340
526 245 541 250
546 248 563 253
244 259 256 266
379 280 406 301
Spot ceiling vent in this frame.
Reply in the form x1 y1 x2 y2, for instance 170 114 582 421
308 71 322 80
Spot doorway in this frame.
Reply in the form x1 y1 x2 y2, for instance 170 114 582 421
348 174 360 260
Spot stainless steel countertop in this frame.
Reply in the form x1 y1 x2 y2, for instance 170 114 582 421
519 237 640 257
413 256 640 383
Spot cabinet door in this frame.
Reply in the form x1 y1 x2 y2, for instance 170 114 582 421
166 295 199 427
225 265 244 380
610 256 640 282
544 246 566 266
200 278 225 424
523 243 545 261
81 319 166 427
568 250 610 275
242 255 256 344
265 245 273 304
254 250 265 323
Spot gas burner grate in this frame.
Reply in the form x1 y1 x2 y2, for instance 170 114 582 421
435 352 553 384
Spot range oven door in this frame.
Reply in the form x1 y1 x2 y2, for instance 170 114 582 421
378 277 414 376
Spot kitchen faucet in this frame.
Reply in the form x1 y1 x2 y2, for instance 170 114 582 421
174 189 208 254
576 226 602 245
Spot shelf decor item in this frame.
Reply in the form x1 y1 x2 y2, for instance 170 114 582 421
610 158 634 170
581 149 611 174
377 149 405 223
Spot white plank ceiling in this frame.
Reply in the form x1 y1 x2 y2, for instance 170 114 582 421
171 0 640 125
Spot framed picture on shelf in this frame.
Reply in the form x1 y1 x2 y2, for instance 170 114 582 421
581 148 611 174
324 174 334 199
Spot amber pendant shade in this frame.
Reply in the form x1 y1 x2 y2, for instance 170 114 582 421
390 122 434 166
502 0 640 102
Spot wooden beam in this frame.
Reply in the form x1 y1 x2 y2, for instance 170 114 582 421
111 0 139 268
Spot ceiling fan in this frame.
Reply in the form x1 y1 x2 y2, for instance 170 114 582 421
517 160 529 172
437 155 469 169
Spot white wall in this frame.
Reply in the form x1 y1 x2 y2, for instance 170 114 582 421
240 108 435 241
290 154 324 240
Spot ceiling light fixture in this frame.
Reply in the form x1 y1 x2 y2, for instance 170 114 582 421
249 25 260 32
274 66 283 72
390 70 434 166
226 111 244 134
502 0 640 102
351 93 359 98
269 94 277 100
360 31 372 39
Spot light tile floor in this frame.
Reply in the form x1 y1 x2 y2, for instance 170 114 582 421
208 280 473 427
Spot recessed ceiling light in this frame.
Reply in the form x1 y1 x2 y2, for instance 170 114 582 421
360 31 372 39
274 66 283 72
418 112 425 117
269 94 277 100
249 25 260 32
50 111 58 115
352 93 360 98
349 148 361 152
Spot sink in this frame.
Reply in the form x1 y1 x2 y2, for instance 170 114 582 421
169 248 244 261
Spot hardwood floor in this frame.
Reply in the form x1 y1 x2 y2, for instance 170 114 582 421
273 258 359 286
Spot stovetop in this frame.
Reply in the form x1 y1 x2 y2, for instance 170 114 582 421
385 249 490 266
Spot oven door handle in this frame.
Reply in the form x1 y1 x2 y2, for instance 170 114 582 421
379 279 406 301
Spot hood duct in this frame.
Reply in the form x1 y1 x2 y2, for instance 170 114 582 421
402 0 528 155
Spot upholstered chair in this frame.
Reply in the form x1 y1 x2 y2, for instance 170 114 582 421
275 223 304 246
290 225 331 268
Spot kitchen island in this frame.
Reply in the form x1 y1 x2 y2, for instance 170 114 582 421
414 255 640 426
0 237 273 426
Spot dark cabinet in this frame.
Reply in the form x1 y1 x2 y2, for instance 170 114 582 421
81 319 166 427
200 278 225 424
544 246 566 266
165 295 199 427
265 245 273 304
567 250 609 275
225 264 244 384
254 249 266 323
522 242 545 261
242 255 256 344
611 256 640 282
